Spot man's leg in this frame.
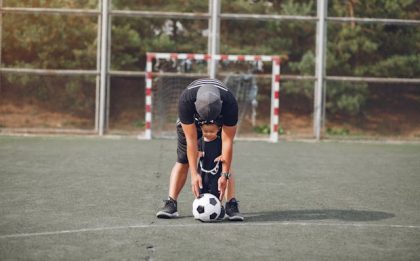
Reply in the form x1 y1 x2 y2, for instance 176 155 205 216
171 121 191 200
169 162 189 200
224 171 244 221
157 120 200 219
225 172 236 201
156 162 188 218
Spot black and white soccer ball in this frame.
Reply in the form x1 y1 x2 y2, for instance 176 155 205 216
192 193 222 222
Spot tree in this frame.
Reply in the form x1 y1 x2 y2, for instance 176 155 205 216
2 0 419 125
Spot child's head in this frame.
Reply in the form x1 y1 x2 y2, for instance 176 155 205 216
200 123 221 141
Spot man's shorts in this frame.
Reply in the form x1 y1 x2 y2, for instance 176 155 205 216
176 120 223 164
176 121 202 164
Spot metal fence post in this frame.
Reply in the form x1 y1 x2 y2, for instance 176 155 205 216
106 14 112 131
209 0 220 79
95 0 102 133
99 0 109 136
314 0 328 140
0 0 3 72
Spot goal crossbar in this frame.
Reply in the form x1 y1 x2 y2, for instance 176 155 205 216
143 52 281 142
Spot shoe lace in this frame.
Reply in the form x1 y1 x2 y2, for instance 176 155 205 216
162 199 176 208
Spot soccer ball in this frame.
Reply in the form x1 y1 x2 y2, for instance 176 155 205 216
192 193 222 222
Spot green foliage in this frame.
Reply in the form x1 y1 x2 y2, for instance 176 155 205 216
253 124 284 135
112 0 208 12
2 0 419 118
2 11 97 69
3 0 98 8
282 0 314 15
326 82 369 116
254 124 270 134
111 21 143 70
284 50 315 99
132 120 145 128
326 127 350 136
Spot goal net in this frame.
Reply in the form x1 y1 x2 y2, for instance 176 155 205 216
144 53 281 142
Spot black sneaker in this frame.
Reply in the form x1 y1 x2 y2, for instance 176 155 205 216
225 198 244 221
156 197 179 218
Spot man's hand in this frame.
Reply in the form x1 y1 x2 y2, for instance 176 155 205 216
191 173 203 198
214 155 223 162
218 176 227 201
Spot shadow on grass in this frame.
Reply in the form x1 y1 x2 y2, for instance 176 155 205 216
245 209 395 222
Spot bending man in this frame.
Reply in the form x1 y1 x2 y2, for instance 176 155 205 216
156 78 243 221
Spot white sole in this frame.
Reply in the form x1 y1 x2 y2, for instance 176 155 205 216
156 211 179 219
227 215 244 221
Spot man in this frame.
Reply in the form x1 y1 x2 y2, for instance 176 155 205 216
156 78 243 221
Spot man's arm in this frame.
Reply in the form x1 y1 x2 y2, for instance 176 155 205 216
181 122 202 198
218 125 237 200
221 125 236 173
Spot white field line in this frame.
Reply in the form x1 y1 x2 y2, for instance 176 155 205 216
1 222 420 239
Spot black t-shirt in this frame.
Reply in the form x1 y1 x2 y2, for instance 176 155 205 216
198 136 222 176
178 79 238 126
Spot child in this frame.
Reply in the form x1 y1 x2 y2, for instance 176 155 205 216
197 121 222 198
197 119 226 219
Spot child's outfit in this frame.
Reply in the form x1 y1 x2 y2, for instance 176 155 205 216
198 136 222 199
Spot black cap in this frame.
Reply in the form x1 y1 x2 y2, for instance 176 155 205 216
194 84 222 121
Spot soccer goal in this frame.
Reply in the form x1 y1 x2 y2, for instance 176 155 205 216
143 52 281 142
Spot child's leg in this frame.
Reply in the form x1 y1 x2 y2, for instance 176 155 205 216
210 174 225 219
199 173 210 195
209 174 221 199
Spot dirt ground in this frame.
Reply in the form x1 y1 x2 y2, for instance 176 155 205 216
1 85 419 139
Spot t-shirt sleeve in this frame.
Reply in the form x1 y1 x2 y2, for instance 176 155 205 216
178 89 195 124
221 92 239 126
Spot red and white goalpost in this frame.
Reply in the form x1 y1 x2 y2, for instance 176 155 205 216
144 52 281 142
